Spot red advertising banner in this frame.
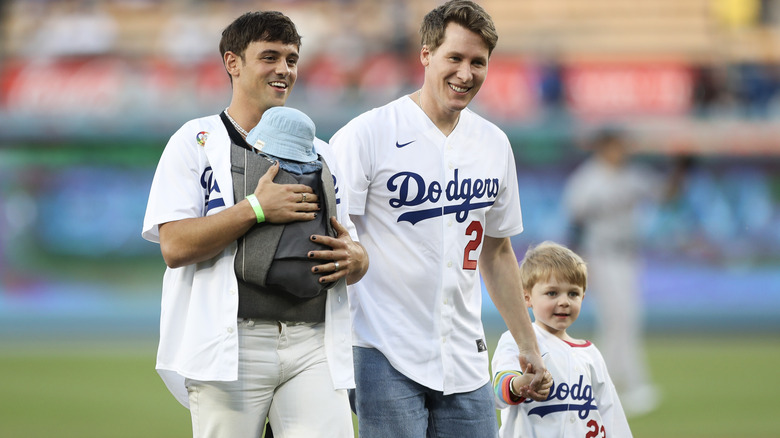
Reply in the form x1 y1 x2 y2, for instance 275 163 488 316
0 58 128 115
0 57 228 117
472 57 538 121
564 63 693 117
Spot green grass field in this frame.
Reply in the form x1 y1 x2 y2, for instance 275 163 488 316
1 334 778 438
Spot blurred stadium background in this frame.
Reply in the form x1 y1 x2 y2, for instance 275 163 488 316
1 0 779 437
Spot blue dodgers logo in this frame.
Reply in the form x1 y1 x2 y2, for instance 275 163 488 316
526 375 598 420
387 169 499 224
201 166 224 213
332 173 340 205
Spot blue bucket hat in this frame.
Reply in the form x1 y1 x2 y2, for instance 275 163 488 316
246 106 318 163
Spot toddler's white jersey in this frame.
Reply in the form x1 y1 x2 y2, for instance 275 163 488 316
331 95 523 394
492 325 633 438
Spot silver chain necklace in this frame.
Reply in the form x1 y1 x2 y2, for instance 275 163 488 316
224 108 249 138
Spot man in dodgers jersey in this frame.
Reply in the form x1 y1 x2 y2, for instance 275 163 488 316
142 11 367 438
330 1 549 436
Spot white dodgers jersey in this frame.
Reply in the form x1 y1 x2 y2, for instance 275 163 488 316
492 325 633 438
331 95 523 394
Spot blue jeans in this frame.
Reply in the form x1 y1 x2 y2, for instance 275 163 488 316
351 347 498 438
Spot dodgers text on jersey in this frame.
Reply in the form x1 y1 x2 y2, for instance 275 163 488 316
387 169 499 225
201 166 224 214
522 374 597 420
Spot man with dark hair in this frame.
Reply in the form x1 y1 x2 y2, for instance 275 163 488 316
331 1 550 436
142 11 367 438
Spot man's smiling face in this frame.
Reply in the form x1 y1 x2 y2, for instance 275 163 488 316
421 22 489 117
234 40 299 113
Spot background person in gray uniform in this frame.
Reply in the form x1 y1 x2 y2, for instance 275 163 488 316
563 128 685 417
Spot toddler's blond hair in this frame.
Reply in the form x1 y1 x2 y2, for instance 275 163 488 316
519 241 587 293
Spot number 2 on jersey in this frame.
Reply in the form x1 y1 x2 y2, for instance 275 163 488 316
463 221 483 270
585 419 606 438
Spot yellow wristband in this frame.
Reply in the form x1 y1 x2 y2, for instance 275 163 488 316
245 194 265 223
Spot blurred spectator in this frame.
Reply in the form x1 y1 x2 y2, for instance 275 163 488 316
536 54 565 111
692 63 733 116
562 127 687 417
694 61 780 119
759 0 780 25
735 62 780 118
538 62 564 107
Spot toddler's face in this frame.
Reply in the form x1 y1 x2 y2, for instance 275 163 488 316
525 275 584 338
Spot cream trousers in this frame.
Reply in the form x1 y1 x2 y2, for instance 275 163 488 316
185 319 353 438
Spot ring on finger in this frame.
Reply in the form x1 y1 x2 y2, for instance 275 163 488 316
302 193 307 202
334 261 340 271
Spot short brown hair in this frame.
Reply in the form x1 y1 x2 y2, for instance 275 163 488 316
219 11 302 61
419 0 498 56
519 241 587 293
